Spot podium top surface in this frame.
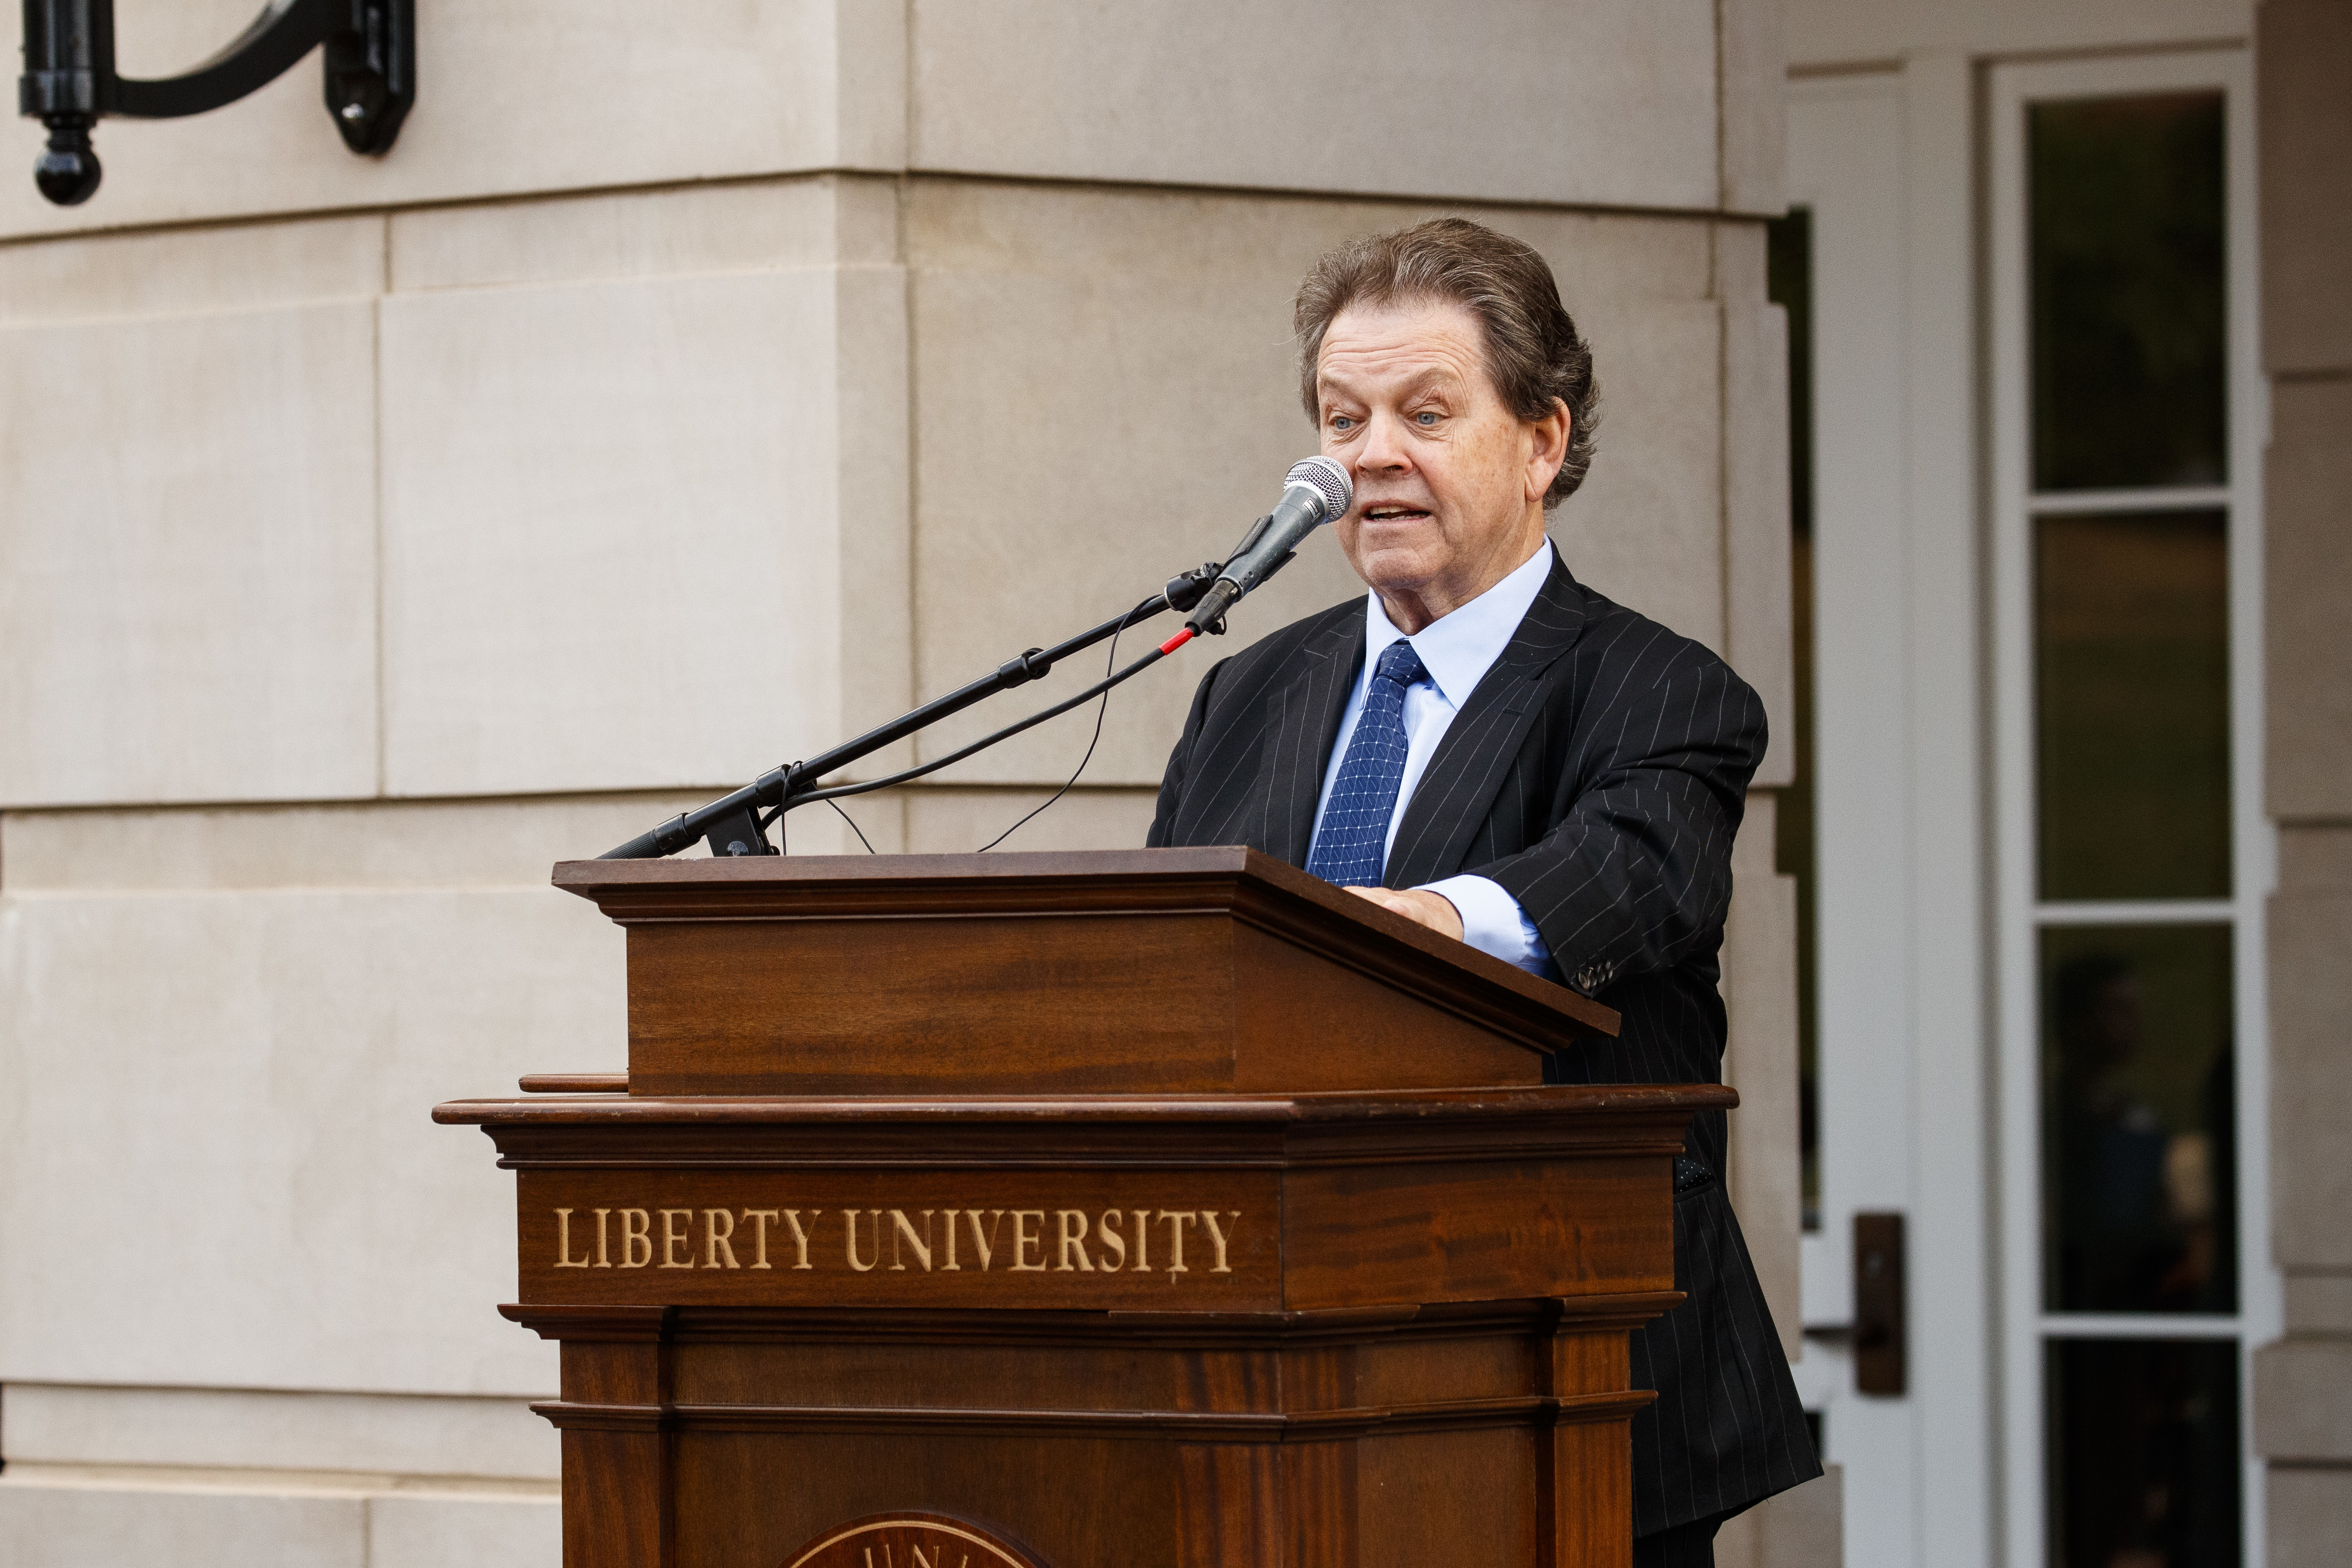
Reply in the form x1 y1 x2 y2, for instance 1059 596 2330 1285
557 846 1615 1029
553 847 1617 1096
440 1081 1729 1128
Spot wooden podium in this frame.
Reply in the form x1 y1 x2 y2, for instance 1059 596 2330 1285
437 848 1729 1568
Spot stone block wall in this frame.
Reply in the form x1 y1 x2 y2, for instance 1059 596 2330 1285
2256 2 2352 1560
0 2 1797 1557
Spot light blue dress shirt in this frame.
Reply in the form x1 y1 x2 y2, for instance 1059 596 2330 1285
1306 541 1558 978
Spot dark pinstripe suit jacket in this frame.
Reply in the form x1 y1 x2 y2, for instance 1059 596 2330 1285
1148 546 1820 1534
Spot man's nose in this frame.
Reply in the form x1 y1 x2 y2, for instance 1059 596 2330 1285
1356 410 1414 472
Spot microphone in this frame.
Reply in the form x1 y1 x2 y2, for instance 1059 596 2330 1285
1185 456 1353 635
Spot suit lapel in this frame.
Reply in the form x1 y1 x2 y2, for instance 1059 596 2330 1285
1384 550 1588 887
1254 609 1365 865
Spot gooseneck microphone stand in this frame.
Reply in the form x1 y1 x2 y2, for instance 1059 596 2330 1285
597 561 1231 860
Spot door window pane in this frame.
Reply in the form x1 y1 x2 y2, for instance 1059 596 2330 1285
2035 510 2231 901
2046 1338 2240 1568
2030 93 2226 491
2042 924 2237 1314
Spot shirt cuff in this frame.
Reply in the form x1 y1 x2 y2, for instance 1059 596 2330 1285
1419 875 1558 979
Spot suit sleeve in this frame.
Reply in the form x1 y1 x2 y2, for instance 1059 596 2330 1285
1478 644 1765 993
1147 656 1227 847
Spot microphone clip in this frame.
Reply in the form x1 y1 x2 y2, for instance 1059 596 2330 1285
1163 561 1224 613
996 648 1052 688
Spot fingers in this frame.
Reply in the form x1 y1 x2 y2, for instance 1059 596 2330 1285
1341 886 1465 942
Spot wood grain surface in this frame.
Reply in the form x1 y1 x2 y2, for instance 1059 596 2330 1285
551 849 1617 1097
435 858 1702 1566
443 1086 1721 1567
441 1087 1719 1317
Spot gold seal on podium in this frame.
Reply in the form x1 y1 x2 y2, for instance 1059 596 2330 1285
784 1511 1045 1568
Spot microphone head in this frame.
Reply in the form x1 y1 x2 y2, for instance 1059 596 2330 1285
1284 456 1352 525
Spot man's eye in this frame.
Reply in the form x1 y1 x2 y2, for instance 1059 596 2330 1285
1330 415 1356 432
1415 411 1440 426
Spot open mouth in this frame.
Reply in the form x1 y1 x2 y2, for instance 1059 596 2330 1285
1361 505 1432 522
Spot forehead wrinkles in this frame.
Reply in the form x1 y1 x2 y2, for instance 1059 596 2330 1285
1316 302 1488 404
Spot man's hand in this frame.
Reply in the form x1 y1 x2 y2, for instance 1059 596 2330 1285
1342 885 1466 942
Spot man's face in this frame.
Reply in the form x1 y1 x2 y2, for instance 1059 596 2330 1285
1315 296 1560 619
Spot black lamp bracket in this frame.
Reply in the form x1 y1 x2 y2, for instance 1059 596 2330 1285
18 0 413 206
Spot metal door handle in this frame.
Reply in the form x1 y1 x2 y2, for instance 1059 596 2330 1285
1853 1211 1907 1396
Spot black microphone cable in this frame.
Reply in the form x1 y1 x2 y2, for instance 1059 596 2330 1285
758 603 1199 825
825 799 877 853
974 596 1145 852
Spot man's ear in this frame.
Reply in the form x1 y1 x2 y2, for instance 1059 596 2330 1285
1526 398 1572 501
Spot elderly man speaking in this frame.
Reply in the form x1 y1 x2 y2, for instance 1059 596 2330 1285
1148 218 1820 1566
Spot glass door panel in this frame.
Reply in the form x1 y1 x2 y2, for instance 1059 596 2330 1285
2047 1338 2242 1568
2034 511 2232 902
2040 922 2237 1316
1995 49 2261 1568
2030 94 2228 493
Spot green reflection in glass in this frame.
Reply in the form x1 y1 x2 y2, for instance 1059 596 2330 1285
2046 1338 2240 1568
2030 92 2226 492
2041 923 2237 1315
2035 510 2231 901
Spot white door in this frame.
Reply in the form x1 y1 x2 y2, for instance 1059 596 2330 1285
1786 72 1925 1568
1785 68 1997 1568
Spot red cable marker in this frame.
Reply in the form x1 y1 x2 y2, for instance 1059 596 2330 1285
1157 627 1196 656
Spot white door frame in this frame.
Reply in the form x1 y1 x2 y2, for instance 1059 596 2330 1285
1986 45 2277 1568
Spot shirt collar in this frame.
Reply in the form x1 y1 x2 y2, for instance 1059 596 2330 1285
1362 538 1556 706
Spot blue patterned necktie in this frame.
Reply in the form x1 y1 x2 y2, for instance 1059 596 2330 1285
1306 639 1429 888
